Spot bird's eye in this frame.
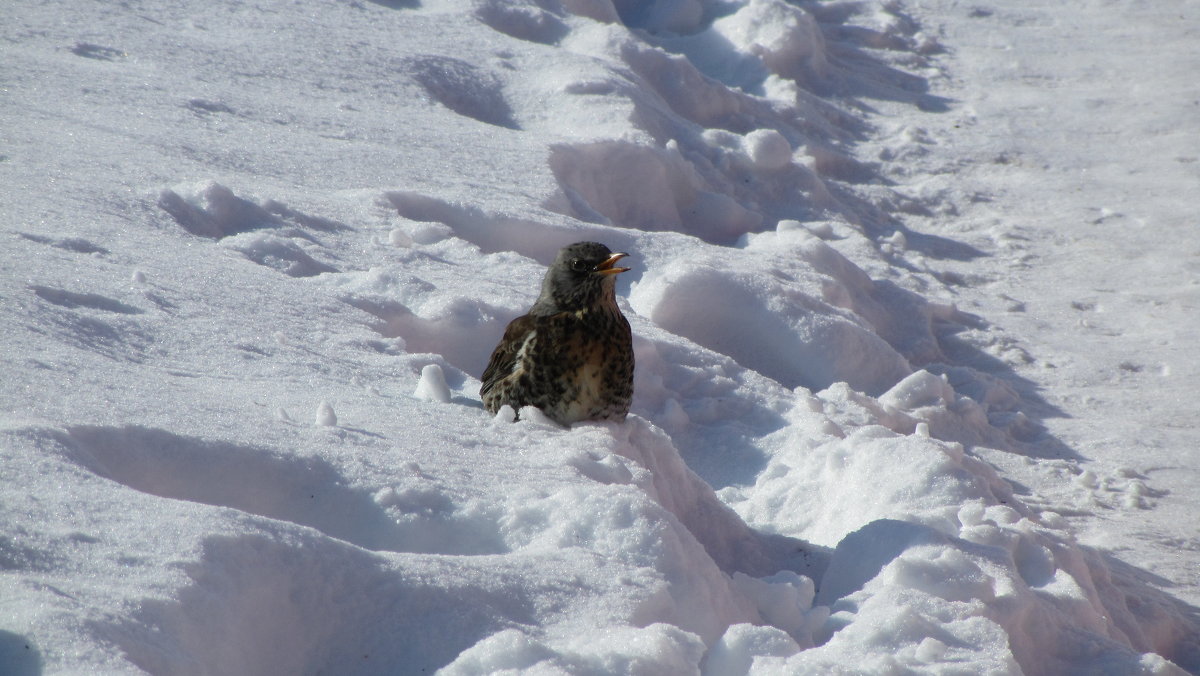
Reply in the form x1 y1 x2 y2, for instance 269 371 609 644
570 258 590 272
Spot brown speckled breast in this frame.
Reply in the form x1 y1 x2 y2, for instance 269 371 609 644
482 304 633 426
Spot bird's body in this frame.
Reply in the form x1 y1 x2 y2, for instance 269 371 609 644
481 242 634 426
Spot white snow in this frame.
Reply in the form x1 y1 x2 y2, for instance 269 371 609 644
414 364 453 404
2 0 1198 674
315 401 339 428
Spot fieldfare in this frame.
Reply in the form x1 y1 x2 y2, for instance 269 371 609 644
481 242 634 425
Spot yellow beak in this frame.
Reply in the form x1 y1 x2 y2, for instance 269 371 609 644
595 252 631 275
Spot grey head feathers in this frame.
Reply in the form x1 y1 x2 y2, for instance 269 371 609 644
531 241 629 315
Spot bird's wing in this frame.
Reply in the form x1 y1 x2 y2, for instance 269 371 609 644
481 313 537 396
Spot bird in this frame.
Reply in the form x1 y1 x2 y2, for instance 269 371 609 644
481 242 634 426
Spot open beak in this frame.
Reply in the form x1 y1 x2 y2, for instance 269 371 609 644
594 252 631 275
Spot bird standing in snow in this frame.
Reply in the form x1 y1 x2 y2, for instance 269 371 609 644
481 242 634 425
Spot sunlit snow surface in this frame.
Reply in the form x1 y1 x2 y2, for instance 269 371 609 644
2 0 1198 674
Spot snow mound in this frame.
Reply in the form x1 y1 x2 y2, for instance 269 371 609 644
441 623 706 676
710 0 828 84
635 260 906 394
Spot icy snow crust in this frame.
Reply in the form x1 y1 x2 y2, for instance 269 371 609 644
2 0 1197 674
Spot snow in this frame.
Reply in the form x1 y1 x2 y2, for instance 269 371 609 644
414 364 453 404
315 401 339 427
2 0 1198 674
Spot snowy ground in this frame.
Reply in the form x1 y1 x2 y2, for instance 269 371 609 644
905 0 1200 614
2 0 1198 674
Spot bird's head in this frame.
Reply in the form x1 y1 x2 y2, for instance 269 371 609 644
533 242 631 314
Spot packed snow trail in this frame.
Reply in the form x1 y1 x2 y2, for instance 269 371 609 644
886 0 1200 607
